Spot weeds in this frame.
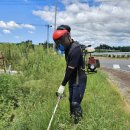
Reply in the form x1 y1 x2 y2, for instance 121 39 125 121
0 44 130 130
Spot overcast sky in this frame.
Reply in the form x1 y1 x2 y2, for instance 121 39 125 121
0 0 130 46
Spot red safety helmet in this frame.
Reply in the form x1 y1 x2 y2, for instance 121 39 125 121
53 30 69 41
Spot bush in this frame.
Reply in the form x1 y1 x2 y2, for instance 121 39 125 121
0 74 22 128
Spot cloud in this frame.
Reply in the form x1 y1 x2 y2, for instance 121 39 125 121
21 24 35 30
33 0 130 46
33 10 55 23
15 36 20 39
28 31 35 34
0 21 35 30
3 29 11 34
0 21 20 29
61 0 85 5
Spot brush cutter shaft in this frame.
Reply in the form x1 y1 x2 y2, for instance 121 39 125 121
47 96 61 130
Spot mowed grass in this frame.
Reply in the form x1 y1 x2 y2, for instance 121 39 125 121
0 44 130 130
49 71 130 130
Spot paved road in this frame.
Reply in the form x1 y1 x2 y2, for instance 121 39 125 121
98 58 130 73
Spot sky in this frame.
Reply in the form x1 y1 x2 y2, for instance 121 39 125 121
0 0 130 47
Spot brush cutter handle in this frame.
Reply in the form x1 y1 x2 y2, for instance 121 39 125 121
47 96 61 130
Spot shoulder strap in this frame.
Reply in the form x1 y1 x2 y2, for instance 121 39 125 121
68 42 80 85
68 42 80 56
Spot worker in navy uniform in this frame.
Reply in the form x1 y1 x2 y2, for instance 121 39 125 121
53 25 87 124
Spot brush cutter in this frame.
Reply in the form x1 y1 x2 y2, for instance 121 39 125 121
46 95 62 130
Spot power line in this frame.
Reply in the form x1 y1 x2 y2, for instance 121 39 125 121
0 3 43 5
0 0 46 6
0 0 45 2
0 22 51 27
17 23 52 27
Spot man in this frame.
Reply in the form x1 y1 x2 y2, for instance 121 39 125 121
53 25 87 124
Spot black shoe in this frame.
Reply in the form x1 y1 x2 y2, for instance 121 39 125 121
74 109 82 124
71 102 83 124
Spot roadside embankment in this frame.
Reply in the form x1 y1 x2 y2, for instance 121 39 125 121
101 67 130 108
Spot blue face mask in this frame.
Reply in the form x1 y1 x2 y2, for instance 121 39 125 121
58 44 64 51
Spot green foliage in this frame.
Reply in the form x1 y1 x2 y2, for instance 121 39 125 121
0 44 65 129
0 74 24 128
46 72 130 130
0 44 130 130
95 44 113 50
95 44 130 52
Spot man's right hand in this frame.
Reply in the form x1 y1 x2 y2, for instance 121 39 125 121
56 85 65 96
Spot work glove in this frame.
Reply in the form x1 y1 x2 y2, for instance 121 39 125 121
56 85 65 97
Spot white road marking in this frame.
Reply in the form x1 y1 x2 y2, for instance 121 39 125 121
102 66 130 73
128 65 130 68
113 64 120 69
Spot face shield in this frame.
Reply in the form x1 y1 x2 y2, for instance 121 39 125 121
54 35 65 48
54 39 60 50
54 39 61 45
53 30 71 52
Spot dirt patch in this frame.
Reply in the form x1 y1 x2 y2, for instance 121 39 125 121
101 67 130 106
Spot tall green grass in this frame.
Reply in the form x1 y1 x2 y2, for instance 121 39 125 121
0 44 130 130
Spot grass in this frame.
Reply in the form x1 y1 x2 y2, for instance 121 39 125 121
0 44 130 130
51 71 130 130
128 90 130 93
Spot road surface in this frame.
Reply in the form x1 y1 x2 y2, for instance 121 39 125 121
98 57 130 73
97 57 130 105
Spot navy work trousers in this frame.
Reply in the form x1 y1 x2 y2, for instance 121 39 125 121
69 70 87 114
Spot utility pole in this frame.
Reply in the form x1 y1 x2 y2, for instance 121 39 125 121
53 0 58 51
46 24 52 52
54 0 57 30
